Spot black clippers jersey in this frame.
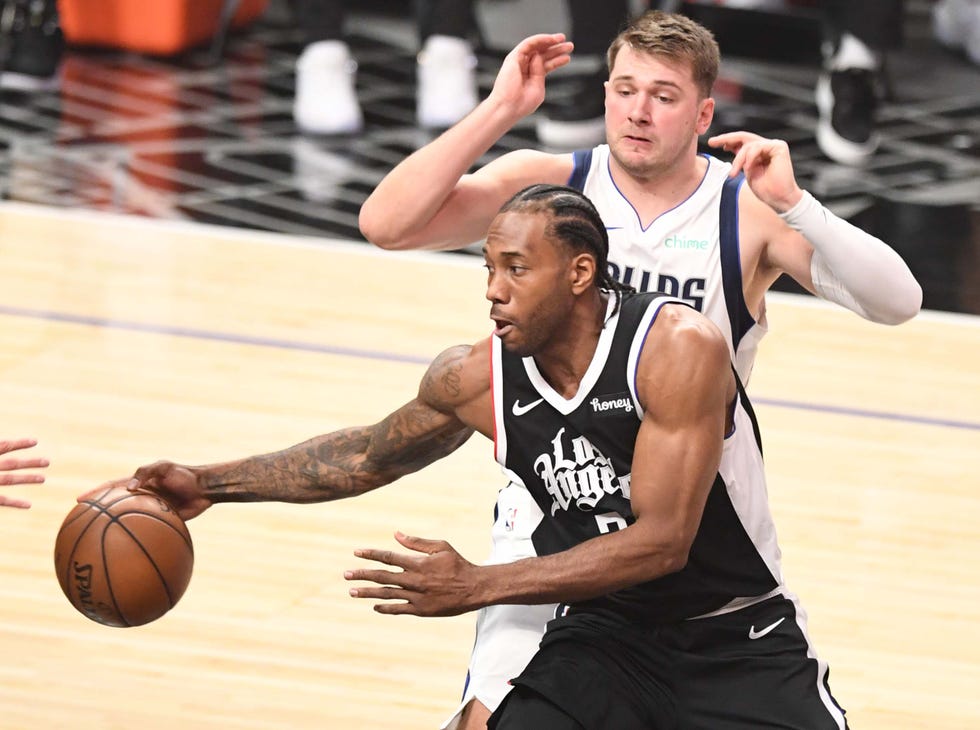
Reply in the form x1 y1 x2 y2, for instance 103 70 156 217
491 291 783 624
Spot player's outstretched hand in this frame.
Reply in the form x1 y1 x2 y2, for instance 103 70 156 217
131 461 212 520
708 131 803 213
0 437 48 509
488 33 574 120
79 462 212 521
346 531 481 617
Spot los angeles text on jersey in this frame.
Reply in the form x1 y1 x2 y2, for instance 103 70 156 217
607 263 706 311
532 427 631 515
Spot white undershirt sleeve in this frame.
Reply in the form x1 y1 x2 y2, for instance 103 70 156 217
779 191 923 324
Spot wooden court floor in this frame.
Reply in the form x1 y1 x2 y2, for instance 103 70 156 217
1 202 978 729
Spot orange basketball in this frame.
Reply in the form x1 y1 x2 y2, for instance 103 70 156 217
54 485 194 627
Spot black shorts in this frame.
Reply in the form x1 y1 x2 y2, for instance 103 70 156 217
488 593 849 730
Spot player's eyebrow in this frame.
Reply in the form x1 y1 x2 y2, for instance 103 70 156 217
483 247 526 261
611 73 683 91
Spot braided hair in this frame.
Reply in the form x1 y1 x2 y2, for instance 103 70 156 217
499 184 634 316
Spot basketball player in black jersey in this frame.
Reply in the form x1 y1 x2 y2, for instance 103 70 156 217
0 438 47 509
114 185 848 729
360 13 916 726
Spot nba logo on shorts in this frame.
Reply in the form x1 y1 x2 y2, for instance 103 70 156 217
504 507 518 532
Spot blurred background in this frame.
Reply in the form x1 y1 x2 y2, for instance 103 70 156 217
0 0 977 313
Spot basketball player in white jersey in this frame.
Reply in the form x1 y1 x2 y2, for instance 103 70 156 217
358 11 921 728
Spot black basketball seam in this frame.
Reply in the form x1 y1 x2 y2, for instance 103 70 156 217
78 491 193 551
56 507 107 617
99 525 130 628
110 517 188 608
58 489 191 627
62 492 135 626
116 511 194 553
99 492 194 552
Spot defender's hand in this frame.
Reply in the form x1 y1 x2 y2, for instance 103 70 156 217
487 33 574 119
0 438 48 509
708 131 803 212
346 531 482 617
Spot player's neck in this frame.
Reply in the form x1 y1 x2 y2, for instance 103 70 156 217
533 291 608 399
610 152 707 226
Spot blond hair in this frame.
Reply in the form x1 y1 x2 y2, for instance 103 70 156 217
607 10 720 98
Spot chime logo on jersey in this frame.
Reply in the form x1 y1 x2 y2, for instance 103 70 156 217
664 234 709 251
532 427 631 515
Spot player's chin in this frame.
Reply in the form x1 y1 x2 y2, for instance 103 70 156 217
500 335 533 358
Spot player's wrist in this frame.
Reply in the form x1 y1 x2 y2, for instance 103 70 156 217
770 186 805 214
777 189 820 229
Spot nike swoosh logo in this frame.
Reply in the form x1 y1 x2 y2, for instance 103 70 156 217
512 398 545 416
748 617 785 640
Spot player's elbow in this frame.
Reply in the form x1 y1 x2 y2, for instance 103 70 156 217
633 523 695 580
657 538 693 576
872 279 923 325
358 205 408 251
889 281 923 324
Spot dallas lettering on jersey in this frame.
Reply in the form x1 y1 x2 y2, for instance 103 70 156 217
606 263 706 311
532 427 631 515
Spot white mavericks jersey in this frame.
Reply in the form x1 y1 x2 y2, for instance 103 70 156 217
568 144 767 384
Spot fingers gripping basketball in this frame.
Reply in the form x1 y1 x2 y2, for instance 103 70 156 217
54 486 194 627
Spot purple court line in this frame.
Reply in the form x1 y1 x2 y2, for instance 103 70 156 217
0 304 431 366
752 397 978 432
3 304 978 432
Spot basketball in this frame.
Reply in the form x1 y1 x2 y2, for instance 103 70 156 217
54 485 194 627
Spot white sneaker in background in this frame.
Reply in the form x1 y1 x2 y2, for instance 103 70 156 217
416 34 478 129
294 40 363 135
933 0 980 66
815 34 880 166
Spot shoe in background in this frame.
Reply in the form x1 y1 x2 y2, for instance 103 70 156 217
294 39 363 135
0 0 63 92
933 0 980 66
416 34 478 129
535 64 606 150
815 32 879 166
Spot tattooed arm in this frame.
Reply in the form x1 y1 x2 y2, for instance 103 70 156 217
111 342 491 521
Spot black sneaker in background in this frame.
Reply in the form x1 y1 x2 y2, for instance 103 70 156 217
0 0 64 92
536 66 606 150
815 67 879 166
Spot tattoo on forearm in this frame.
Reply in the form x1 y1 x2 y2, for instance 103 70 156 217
202 401 472 505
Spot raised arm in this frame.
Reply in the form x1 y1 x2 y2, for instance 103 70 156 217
358 34 575 251
346 305 735 614
108 344 493 521
709 131 922 325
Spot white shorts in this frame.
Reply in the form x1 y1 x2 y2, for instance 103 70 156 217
441 482 556 730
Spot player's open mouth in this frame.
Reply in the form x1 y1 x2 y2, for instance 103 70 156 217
492 318 514 337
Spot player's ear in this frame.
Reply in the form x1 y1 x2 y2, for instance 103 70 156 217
570 253 596 294
696 96 715 135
